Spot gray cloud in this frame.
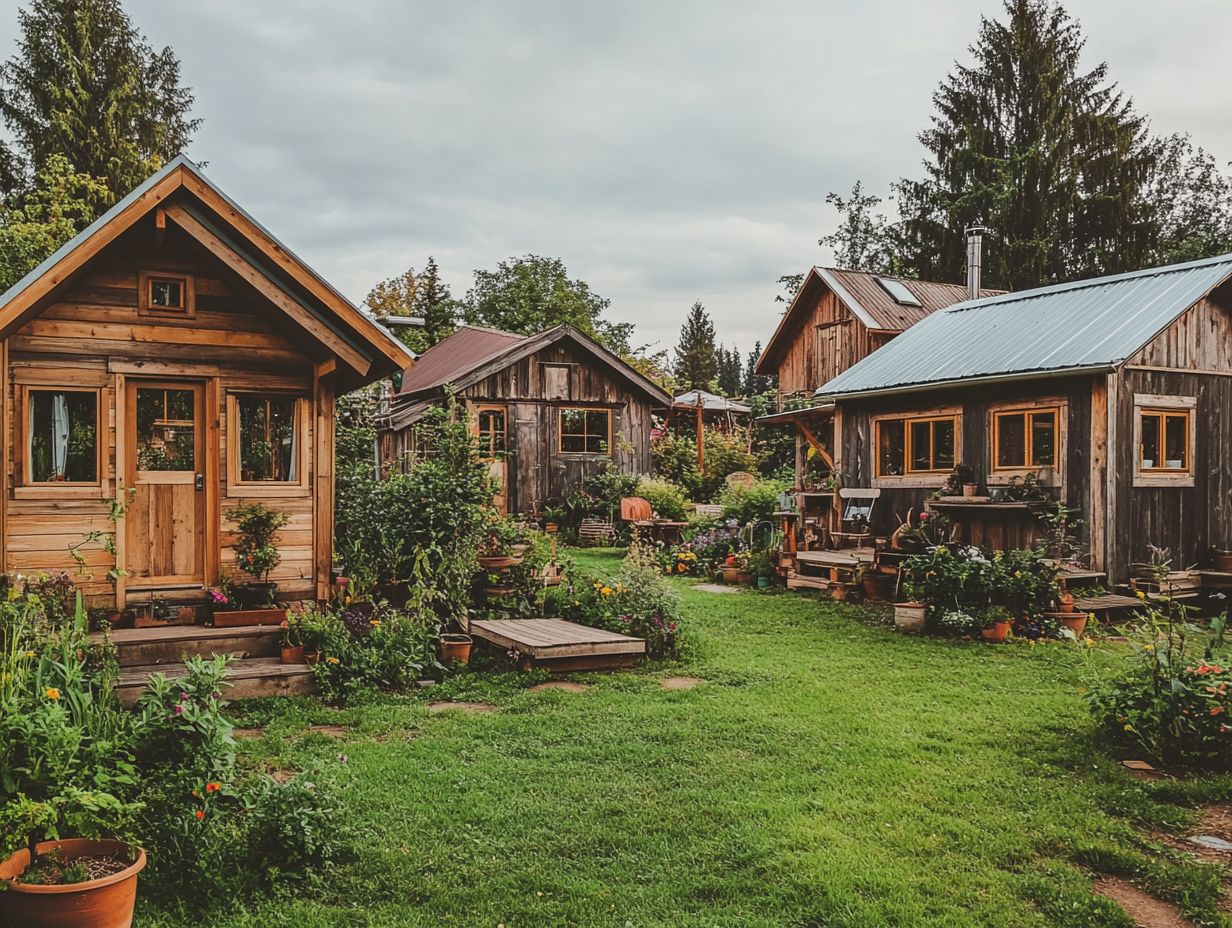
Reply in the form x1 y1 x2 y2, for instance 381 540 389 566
2 0 1229 356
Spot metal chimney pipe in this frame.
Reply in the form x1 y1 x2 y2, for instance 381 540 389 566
966 225 988 300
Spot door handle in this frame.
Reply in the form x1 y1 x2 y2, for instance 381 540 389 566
195 473 204 491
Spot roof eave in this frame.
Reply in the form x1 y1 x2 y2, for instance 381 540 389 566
816 363 1118 403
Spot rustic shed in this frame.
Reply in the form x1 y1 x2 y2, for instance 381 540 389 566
379 324 671 516
0 156 412 609
814 252 1232 580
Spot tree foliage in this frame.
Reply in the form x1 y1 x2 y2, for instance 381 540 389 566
365 255 460 354
1145 134 1232 265
0 0 199 203
818 181 894 273
715 344 743 396
462 254 632 354
673 301 717 390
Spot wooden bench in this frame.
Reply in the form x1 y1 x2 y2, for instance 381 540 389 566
788 548 876 590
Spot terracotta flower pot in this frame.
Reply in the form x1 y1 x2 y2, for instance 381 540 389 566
981 621 1011 643
280 645 306 664
1060 613 1088 637
721 566 740 584
736 571 754 585
439 633 473 666
0 838 146 928
1058 593 1075 615
1214 552 1232 572
962 483 978 498
894 602 927 633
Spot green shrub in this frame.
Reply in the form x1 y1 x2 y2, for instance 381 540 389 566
650 431 702 498
312 601 434 704
636 477 689 521
718 477 788 527
1088 608 1229 770
247 767 353 893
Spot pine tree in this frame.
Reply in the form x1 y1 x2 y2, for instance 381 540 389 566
0 0 199 204
716 345 743 396
890 0 1157 291
673 301 717 390
412 256 459 347
743 342 773 396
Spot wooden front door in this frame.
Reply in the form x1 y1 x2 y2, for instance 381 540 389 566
475 405 508 515
125 380 206 588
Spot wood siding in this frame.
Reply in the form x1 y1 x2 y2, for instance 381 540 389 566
776 290 886 399
3 222 328 605
383 341 658 516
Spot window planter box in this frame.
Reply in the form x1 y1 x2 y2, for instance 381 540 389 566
211 607 288 627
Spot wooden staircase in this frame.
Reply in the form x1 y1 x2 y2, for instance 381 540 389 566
94 625 316 705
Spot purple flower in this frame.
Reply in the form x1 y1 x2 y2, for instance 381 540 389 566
173 704 184 716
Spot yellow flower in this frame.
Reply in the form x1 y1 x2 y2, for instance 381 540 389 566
600 586 613 596
369 619 381 628
1135 590 1146 601
326 657 340 665
45 687 60 701
24 650 35 658
1143 643 1154 652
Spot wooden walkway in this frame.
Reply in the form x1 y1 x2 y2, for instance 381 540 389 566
469 618 645 672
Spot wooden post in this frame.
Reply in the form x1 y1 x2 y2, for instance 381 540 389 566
113 373 127 607
695 394 704 475
0 338 7 574
1089 377 1108 572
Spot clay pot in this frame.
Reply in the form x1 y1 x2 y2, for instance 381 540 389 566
894 602 926 633
1060 613 1088 638
439 633 473 666
544 523 559 534
0 838 146 928
736 571 754 585
981 621 1012 643
280 645 306 664
721 566 740 584
1058 592 1075 614
962 483 978 498
1213 551 1232 572
478 555 519 570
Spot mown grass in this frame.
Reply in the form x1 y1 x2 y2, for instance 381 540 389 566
143 549 1232 927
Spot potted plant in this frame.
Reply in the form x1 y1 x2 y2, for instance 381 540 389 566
279 615 306 664
541 505 567 534
1057 590 1076 614
893 601 927 633
1211 548 1232 572
439 632 473 666
1 835 147 928
979 605 1014 643
222 502 289 623
748 551 773 589
721 553 741 584
1058 611 1091 638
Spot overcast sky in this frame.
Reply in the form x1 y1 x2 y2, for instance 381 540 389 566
3 0 1229 359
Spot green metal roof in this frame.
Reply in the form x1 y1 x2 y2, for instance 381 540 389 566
815 252 1232 400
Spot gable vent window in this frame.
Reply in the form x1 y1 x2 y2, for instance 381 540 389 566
139 271 195 318
875 276 922 307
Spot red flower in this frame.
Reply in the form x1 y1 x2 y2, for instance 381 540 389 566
205 782 221 793
194 809 205 821
1211 706 1227 717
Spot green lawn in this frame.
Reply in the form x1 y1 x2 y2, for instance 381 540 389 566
145 549 1232 927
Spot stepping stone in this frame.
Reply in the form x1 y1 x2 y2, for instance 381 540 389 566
1092 878 1193 928
694 583 739 594
232 727 264 739
529 681 588 693
428 701 497 713
1187 835 1232 853
269 768 297 784
306 724 348 737
660 676 703 690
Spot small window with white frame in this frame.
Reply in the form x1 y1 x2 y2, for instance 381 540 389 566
1133 394 1195 487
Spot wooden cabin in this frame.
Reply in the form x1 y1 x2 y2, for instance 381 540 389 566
814 253 1232 582
752 267 998 530
379 324 671 516
0 156 412 610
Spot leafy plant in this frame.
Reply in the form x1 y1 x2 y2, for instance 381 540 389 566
226 502 288 591
635 476 690 522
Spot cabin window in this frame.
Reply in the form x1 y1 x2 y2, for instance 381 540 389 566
476 407 506 458
993 407 1059 470
24 389 99 484
559 408 610 454
229 394 305 485
136 387 197 471
138 271 195 317
1133 395 1196 487
875 414 957 477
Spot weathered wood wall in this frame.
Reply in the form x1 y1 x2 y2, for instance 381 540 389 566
775 289 888 399
3 221 329 605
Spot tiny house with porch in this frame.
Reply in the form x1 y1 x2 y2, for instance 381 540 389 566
0 156 412 697
813 251 1232 585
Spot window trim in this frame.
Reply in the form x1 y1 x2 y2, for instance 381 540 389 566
225 391 310 497
474 404 507 461
1133 394 1195 488
871 408 962 486
15 385 107 497
557 406 612 456
138 270 196 319
986 399 1067 488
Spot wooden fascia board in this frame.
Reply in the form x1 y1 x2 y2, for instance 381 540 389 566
178 171 411 371
755 268 825 375
0 170 186 337
164 203 372 377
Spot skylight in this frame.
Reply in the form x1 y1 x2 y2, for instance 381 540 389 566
876 276 922 307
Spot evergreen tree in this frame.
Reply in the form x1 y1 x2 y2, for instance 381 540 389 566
463 255 632 354
743 342 773 396
716 345 743 396
889 0 1157 291
413 256 459 347
673 301 717 390
0 0 199 204
365 257 460 354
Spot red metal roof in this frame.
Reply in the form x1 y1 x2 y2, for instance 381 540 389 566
823 268 1000 331
397 325 527 395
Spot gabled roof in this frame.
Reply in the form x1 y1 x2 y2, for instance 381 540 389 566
815 252 1232 400
672 389 752 414
755 266 999 374
0 155 413 386
389 323 673 429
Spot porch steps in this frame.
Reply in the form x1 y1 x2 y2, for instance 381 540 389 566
92 625 315 705
116 658 315 706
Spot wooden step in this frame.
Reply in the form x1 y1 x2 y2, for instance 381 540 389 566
116 657 315 706
94 624 281 667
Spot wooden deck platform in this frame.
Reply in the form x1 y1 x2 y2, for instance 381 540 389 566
117 658 314 706
469 618 645 672
1074 594 1147 615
